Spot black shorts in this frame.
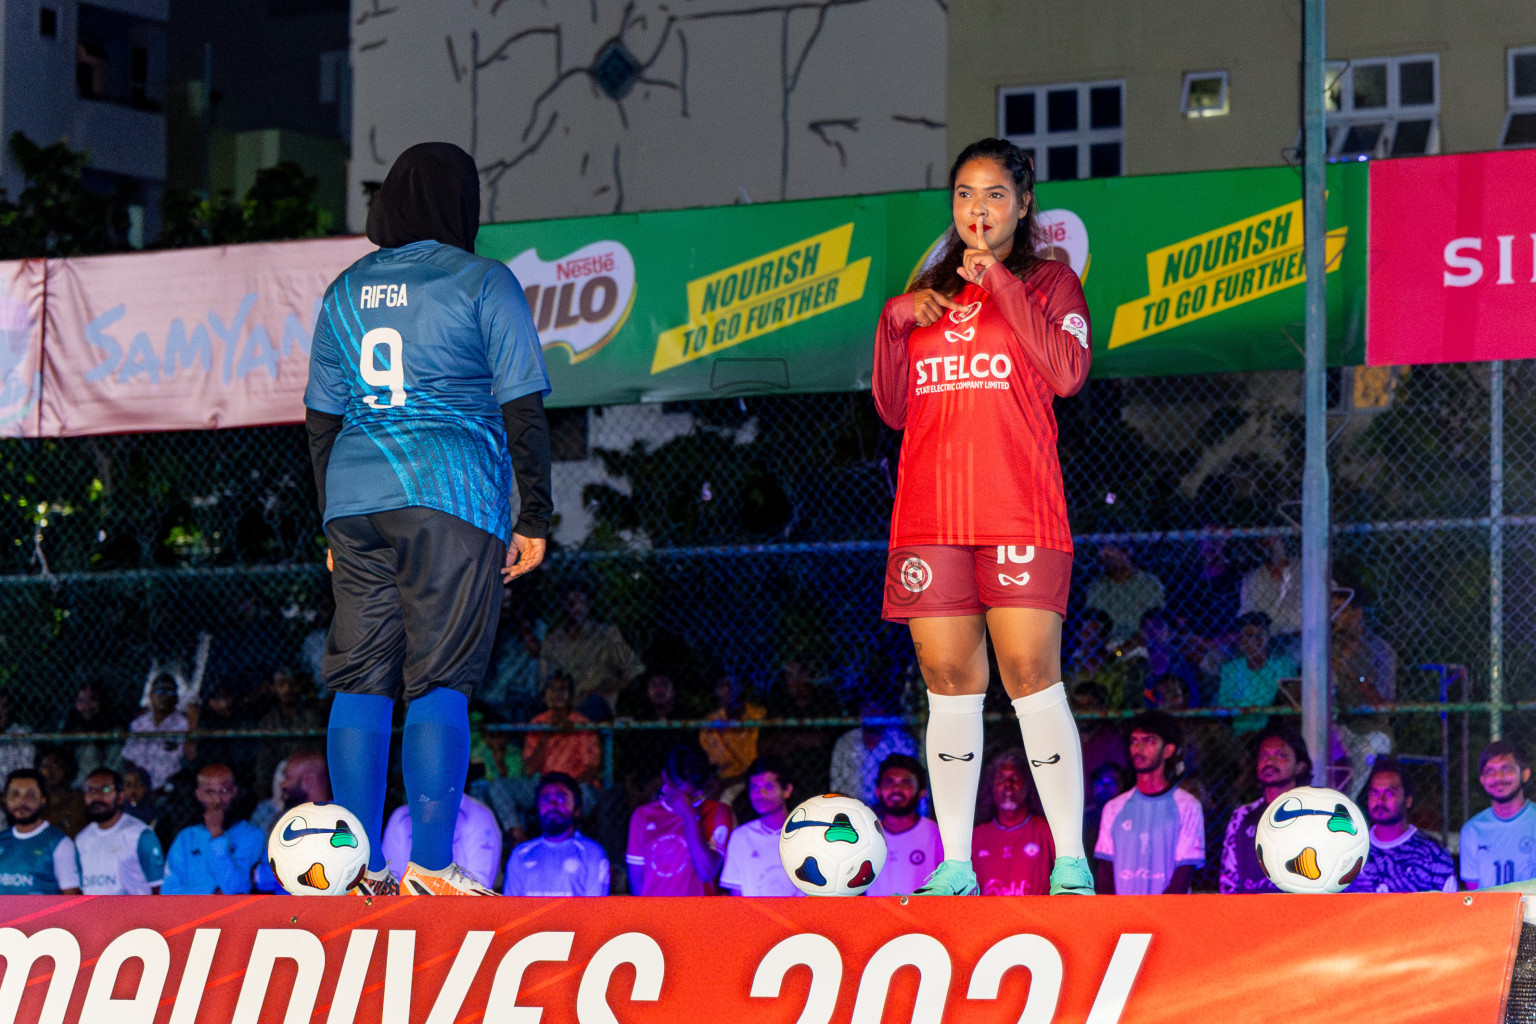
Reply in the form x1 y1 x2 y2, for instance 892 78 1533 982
324 506 506 703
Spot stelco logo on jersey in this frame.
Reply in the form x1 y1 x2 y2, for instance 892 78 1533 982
509 241 636 363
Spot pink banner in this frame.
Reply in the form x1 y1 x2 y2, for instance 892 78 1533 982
38 237 371 436
1368 150 1536 366
0 260 44 438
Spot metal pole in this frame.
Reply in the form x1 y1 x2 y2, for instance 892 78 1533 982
1300 0 1332 786
1491 360 1505 740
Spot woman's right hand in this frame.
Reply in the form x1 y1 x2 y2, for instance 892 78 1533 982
910 288 963 327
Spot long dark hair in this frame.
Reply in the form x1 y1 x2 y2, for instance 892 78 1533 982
912 138 1044 298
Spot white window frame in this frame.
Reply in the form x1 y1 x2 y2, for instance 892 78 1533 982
997 79 1125 182
1505 45 1536 149
1181 70 1229 118
1320 53 1440 160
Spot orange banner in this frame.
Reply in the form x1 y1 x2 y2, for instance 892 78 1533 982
0 892 1520 1023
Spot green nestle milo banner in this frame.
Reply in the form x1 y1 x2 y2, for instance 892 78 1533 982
475 163 1365 407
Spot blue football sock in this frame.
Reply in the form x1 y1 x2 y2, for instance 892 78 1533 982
327 693 394 872
403 687 470 872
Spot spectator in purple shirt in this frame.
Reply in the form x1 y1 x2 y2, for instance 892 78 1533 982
1219 725 1312 893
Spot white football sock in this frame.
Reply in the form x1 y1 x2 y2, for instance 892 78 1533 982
924 690 986 862
1012 684 1087 860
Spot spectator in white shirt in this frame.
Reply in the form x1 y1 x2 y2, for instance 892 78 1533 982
720 757 800 896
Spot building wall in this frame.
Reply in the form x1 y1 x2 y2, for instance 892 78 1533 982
346 0 948 231
948 0 1536 173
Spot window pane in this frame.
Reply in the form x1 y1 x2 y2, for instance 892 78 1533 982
1515 53 1536 100
1004 92 1035 136
1505 111 1536 147
1353 64 1388 109
1089 85 1121 128
1047 89 1078 132
1339 123 1384 156
1089 142 1121 177
1391 119 1432 155
1047 145 1078 180
1399 61 1434 106
1186 75 1225 114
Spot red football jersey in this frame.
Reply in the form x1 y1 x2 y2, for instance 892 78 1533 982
874 259 1090 549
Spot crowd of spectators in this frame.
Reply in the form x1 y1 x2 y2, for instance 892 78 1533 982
0 551 1523 899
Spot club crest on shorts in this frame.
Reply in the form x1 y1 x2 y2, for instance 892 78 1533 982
1061 312 1089 349
899 556 933 593
948 302 982 324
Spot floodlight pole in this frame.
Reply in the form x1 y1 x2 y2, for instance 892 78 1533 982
1301 0 1332 787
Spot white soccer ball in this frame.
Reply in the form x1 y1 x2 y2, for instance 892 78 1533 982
1254 786 1370 894
779 793 887 896
268 802 371 896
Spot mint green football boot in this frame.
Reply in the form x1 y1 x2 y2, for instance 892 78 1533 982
1048 855 1095 895
912 859 980 896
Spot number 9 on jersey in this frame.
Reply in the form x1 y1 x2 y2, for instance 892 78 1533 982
360 327 408 408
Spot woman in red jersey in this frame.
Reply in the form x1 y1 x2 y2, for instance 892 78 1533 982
873 138 1093 896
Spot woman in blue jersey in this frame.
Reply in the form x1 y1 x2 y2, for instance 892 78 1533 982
305 142 552 896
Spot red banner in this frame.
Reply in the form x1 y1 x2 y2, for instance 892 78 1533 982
1368 149 1536 366
0 892 1520 1023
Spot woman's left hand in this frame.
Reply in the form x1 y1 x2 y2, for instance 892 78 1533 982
956 220 997 284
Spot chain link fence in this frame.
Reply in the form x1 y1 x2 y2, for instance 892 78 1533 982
0 362 1531 891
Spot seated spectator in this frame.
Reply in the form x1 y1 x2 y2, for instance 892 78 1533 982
1084 544 1166 647
1215 612 1297 735
1084 761 1123 858
469 721 526 839
76 768 165 894
626 746 733 896
0 769 82 895
616 671 691 806
972 749 1055 896
382 790 503 891
1461 740 1536 889
1176 535 1243 640
720 757 800 897
502 772 609 896
761 657 840 796
1330 586 1397 708
1239 536 1301 641
1134 610 1200 707
864 754 942 897
253 668 326 795
192 685 258 791
0 693 36 781
35 746 87 838
138 631 210 716
1093 712 1204 894
479 598 544 724
699 675 766 802
828 697 918 806
1348 759 1455 893
162 764 265 894
1219 726 1311 894
121 765 161 829
59 684 121 785
542 586 645 721
524 673 602 788
1064 610 1136 710
247 759 287 836
1073 684 1128 791
122 673 191 792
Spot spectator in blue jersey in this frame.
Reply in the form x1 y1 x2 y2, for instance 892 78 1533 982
1347 759 1455 893
1093 712 1204 894
305 142 552 898
75 768 165 895
1461 741 1536 889
0 769 82 895
162 764 265 895
502 773 609 896
1215 612 1296 736
1219 725 1311 894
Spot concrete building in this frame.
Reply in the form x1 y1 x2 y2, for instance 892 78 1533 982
1 0 168 244
947 0 1536 176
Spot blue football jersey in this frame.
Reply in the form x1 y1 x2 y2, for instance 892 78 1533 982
1459 802 1536 888
304 240 549 543
0 824 81 894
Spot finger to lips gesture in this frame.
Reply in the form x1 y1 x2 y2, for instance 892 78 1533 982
957 220 996 285
911 288 963 327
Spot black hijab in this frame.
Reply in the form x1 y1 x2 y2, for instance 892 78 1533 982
366 142 481 253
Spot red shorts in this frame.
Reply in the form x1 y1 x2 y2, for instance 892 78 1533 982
881 544 1072 623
